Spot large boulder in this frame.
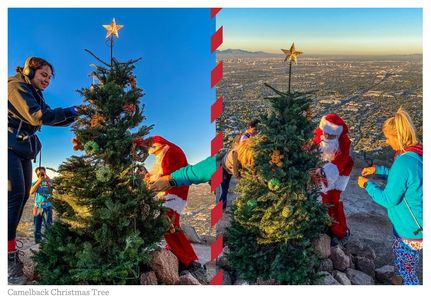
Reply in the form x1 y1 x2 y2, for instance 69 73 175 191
140 271 158 285
375 265 395 284
314 272 341 285
313 234 331 259
346 268 375 285
149 249 179 285
344 238 363 255
344 239 376 261
317 258 334 272
354 256 375 278
333 271 351 285
330 245 351 271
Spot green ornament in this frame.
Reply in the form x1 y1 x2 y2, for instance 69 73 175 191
84 140 100 155
246 199 257 209
268 178 281 191
96 166 112 182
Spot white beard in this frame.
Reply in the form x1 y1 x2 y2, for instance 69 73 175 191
319 136 339 162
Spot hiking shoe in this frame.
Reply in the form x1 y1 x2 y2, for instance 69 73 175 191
8 251 27 285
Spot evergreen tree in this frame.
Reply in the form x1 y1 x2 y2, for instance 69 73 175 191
33 58 169 284
225 84 330 284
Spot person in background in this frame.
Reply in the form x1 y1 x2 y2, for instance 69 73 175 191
358 107 422 285
219 120 260 209
240 119 259 142
8 56 81 284
30 166 53 244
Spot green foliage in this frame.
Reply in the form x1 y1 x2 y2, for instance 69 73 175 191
225 86 330 284
33 58 168 284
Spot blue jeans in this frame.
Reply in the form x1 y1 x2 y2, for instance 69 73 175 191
8 150 33 242
34 206 53 243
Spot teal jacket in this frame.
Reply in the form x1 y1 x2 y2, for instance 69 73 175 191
365 152 423 239
171 155 216 186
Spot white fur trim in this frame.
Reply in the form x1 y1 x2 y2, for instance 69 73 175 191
322 163 339 187
162 194 187 215
321 175 350 193
334 176 350 191
320 118 343 136
320 184 330 194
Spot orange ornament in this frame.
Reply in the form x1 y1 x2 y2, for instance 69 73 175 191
129 75 137 89
269 149 284 168
90 114 105 128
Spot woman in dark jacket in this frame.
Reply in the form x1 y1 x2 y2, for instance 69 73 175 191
8 57 80 284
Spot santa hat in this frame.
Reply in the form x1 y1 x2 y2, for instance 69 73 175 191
319 114 348 137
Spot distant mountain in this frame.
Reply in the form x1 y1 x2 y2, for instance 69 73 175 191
217 49 277 57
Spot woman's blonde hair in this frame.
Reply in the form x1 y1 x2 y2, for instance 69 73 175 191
236 137 256 168
383 107 418 151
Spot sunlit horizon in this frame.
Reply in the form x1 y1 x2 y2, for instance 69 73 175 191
218 8 422 56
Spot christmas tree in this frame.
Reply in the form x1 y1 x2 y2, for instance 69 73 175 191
225 44 329 284
33 19 169 284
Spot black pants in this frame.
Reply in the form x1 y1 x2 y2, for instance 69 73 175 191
219 168 232 209
8 150 32 241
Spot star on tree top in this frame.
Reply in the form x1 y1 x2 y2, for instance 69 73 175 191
103 18 124 39
281 43 303 64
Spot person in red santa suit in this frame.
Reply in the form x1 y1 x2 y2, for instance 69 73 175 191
312 114 354 243
134 136 203 274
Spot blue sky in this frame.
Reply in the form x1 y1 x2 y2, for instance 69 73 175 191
218 8 422 55
8 8 215 174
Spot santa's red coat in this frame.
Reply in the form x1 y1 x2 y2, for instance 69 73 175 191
151 136 189 214
149 136 198 266
313 128 354 192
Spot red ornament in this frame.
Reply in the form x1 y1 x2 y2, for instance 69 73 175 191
72 137 83 151
123 104 136 114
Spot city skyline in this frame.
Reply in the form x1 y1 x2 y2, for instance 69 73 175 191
217 8 422 55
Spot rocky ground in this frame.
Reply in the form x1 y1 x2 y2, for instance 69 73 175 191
16 157 422 285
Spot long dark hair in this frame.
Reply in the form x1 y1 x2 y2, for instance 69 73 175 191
15 57 55 77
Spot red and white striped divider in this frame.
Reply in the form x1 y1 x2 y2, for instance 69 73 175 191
209 7 224 285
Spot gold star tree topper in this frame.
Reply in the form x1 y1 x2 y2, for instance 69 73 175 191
281 43 303 64
103 18 124 39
